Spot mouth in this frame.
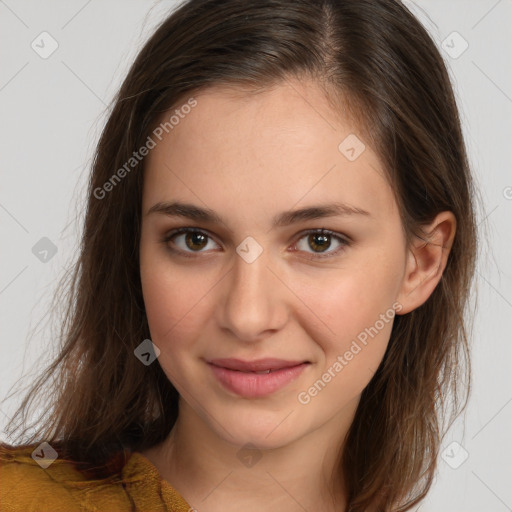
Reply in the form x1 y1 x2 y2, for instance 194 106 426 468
207 358 310 372
206 358 311 398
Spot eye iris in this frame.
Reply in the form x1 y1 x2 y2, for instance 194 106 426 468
185 231 208 251
308 233 331 253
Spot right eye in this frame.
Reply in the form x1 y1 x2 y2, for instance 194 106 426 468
162 227 221 257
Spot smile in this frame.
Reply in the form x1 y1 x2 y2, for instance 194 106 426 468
206 358 311 398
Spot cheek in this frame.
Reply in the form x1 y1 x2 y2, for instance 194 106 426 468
290 255 401 401
140 246 218 357
295 278 396 411
292 258 401 345
142 270 195 341
140 258 213 397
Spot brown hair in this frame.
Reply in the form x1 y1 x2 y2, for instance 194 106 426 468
2 0 477 510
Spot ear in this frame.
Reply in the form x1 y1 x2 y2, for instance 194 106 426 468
396 211 456 315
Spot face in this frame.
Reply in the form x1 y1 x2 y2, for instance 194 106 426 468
139 78 408 449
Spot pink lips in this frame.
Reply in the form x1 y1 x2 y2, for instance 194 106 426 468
207 358 310 398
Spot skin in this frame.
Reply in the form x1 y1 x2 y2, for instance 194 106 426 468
138 77 456 512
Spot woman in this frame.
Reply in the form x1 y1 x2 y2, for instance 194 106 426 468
0 0 477 510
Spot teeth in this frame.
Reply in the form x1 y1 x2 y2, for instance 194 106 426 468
238 369 273 374
234 369 275 373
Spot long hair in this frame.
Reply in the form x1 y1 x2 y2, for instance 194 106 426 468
2 1 477 510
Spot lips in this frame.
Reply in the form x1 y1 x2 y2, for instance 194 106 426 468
207 358 310 398
208 358 308 372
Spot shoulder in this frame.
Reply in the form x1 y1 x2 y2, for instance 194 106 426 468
0 442 130 512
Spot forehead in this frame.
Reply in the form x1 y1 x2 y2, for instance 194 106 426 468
142 79 395 222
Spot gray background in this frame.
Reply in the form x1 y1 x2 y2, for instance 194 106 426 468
1 1 511 510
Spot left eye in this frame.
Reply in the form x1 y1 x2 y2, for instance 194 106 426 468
162 227 350 259
293 229 349 258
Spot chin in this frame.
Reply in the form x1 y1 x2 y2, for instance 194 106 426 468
204 404 307 450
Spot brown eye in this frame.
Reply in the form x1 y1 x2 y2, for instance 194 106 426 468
163 227 220 255
294 229 350 259
163 227 350 260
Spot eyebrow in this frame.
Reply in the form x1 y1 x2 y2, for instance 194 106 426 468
147 200 371 228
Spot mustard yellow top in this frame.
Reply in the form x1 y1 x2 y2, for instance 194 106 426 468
0 443 192 511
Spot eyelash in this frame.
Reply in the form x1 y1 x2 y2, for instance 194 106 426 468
161 227 351 260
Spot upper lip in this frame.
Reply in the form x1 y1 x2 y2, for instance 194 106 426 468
207 358 309 372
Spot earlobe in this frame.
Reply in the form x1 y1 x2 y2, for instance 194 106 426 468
396 211 456 315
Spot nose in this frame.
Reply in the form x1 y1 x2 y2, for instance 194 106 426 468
217 242 289 342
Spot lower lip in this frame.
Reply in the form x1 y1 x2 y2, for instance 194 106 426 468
208 363 309 398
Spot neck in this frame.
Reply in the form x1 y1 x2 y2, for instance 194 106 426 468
144 397 360 512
